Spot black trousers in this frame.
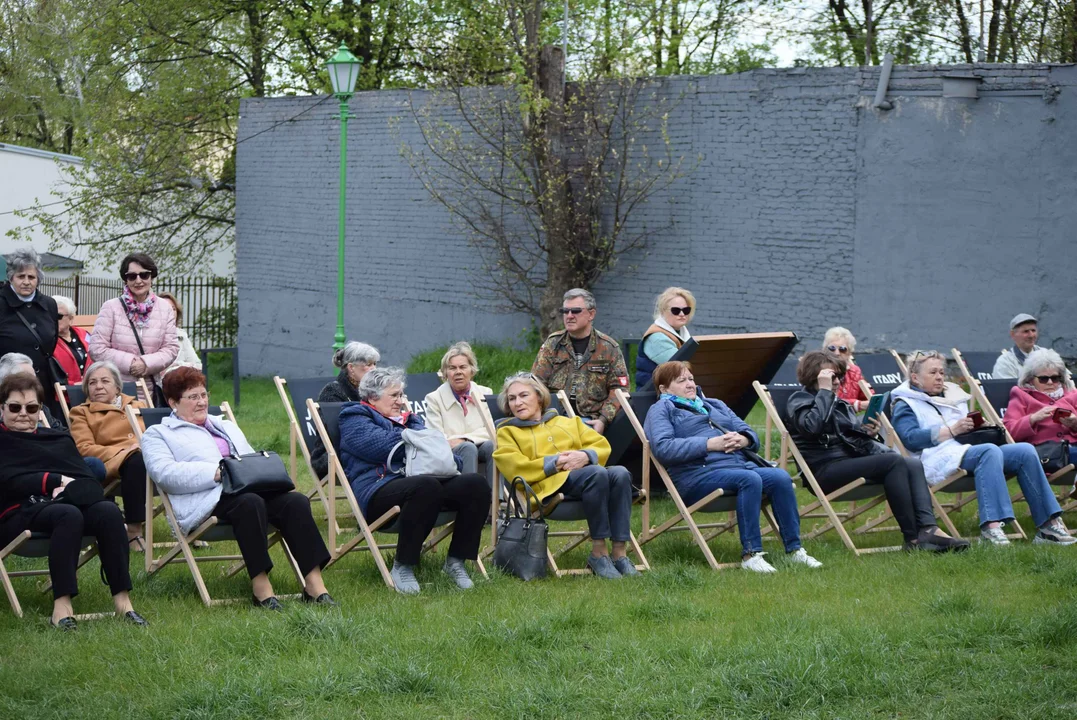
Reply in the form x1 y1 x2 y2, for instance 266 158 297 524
817 454 937 541
117 452 147 524
366 473 488 566
213 490 330 579
0 500 132 600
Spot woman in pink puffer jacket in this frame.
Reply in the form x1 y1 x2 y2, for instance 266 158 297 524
89 253 179 401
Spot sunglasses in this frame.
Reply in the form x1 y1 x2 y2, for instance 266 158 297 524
1035 375 1062 384
669 306 691 316
5 402 41 415
124 271 153 282
560 307 586 315
826 345 850 353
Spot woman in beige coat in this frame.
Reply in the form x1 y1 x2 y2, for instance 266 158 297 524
68 361 149 548
423 342 493 480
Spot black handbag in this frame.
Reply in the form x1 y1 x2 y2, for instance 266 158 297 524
14 310 68 386
955 426 1006 446
1035 440 1071 474
492 477 549 581
218 451 296 496
123 314 168 407
56 478 106 508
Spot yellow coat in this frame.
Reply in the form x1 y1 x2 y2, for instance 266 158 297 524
68 394 147 480
493 412 611 501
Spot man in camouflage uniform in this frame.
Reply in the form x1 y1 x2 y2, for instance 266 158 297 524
531 288 629 435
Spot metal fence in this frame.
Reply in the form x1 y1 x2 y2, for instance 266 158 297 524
39 275 237 351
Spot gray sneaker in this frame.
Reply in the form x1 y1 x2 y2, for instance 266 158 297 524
611 556 640 577
1034 519 1077 546
390 561 421 595
587 554 622 580
442 557 474 589
979 525 1011 545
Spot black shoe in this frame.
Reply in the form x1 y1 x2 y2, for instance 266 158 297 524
915 531 970 553
122 610 150 627
252 595 284 611
302 591 339 607
49 616 77 631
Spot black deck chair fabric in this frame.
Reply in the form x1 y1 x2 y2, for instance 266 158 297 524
284 376 337 456
767 356 801 390
138 406 224 429
979 379 1018 419
960 352 1002 381
856 353 905 394
403 372 442 424
65 381 139 408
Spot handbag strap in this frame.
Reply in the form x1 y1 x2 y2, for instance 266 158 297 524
387 440 406 474
14 310 56 359
124 313 148 355
507 476 545 521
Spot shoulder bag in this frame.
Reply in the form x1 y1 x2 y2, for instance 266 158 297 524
492 477 548 581
123 314 168 407
927 403 1006 446
14 310 68 386
387 427 459 477
219 451 296 496
1035 440 1070 474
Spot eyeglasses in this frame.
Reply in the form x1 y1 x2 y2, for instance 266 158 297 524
1035 375 1062 384
124 271 153 282
181 391 209 402
669 306 691 316
5 402 41 415
826 345 850 353
560 307 586 315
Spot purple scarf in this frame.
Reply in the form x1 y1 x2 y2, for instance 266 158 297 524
121 286 156 329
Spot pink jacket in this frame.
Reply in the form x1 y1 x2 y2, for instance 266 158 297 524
88 297 179 387
1003 386 1077 445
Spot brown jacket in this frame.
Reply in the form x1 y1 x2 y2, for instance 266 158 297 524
68 394 147 479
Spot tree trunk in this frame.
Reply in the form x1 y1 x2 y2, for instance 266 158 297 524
953 0 975 62
987 0 1003 61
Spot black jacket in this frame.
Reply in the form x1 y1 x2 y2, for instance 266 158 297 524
0 285 61 411
786 388 886 471
309 370 361 479
0 425 95 524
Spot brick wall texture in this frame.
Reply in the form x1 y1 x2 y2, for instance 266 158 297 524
237 64 1077 376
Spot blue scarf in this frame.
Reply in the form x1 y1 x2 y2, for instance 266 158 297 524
661 393 707 415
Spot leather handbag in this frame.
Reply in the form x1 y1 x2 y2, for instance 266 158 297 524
14 310 68 386
955 426 1006 446
1035 440 1070 474
492 477 548 581
218 451 296 496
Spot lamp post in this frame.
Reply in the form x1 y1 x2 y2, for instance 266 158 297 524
325 44 362 352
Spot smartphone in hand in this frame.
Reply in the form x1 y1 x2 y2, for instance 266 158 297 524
1053 408 1073 423
967 411 985 428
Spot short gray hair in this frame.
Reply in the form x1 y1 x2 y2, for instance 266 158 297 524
440 341 479 378
906 349 946 377
1019 348 1073 390
823 327 857 353
333 341 381 369
53 295 77 315
358 366 406 401
498 372 551 416
0 352 34 382
563 288 595 310
5 248 43 282
82 361 123 398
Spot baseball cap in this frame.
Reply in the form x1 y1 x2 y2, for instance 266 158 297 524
1009 313 1037 330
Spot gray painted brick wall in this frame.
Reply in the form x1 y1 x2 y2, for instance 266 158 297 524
237 64 1077 377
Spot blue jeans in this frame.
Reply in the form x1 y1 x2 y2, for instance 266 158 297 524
1068 445 1077 466
959 443 1062 527
558 465 633 542
681 464 802 555
83 457 106 484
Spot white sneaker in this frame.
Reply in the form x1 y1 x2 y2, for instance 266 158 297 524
787 548 823 568
741 552 777 573
979 525 1011 545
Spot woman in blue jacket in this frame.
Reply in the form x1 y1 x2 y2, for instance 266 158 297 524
643 361 821 573
338 366 488 595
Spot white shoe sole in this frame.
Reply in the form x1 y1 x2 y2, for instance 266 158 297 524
1033 534 1077 546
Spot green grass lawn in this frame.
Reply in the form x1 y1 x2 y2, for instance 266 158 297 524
2 374 1076 719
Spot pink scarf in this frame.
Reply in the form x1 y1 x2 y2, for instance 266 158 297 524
121 286 156 329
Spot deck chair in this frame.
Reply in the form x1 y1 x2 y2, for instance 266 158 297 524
0 532 104 619
55 380 142 426
957 351 1001 382
953 348 1077 510
306 399 486 588
767 356 802 390
614 388 781 569
273 375 339 524
481 390 650 576
754 381 906 555
401 372 443 425
126 404 306 606
855 352 906 394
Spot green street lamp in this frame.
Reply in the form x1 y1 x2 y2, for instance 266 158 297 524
325 43 362 352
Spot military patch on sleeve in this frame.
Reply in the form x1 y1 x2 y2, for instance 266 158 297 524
617 376 629 386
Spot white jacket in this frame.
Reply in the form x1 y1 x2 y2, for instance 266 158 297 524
141 413 254 534
163 328 203 376
991 345 1043 379
423 381 494 444
889 381 971 484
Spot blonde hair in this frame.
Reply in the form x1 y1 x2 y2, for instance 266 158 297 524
822 327 857 353
654 287 696 320
440 341 479 378
906 350 946 377
157 292 184 324
498 372 551 416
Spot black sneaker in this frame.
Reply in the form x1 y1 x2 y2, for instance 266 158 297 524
122 610 150 627
252 595 284 611
49 616 77 631
302 591 339 606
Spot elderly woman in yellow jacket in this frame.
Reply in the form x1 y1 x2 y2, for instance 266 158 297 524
493 372 636 580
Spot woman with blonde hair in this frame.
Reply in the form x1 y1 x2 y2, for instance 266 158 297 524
822 327 869 412
635 286 696 388
424 341 493 477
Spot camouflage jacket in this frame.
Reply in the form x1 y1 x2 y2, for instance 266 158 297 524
531 328 629 425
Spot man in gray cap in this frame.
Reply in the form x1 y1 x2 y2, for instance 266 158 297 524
992 313 1044 378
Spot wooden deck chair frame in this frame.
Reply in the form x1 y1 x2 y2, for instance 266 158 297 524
481 389 650 576
615 388 781 570
754 381 905 555
0 532 107 619
55 379 151 426
273 375 346 533
890 349 909 378
952 348 1077 512
126 404 306 606
306 399 487 589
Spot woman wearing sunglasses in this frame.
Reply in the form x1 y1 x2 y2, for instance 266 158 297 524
634 287 696 388
89 253 179 403
0 373 148 629
821 327 870 412
1004 349 1077 469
